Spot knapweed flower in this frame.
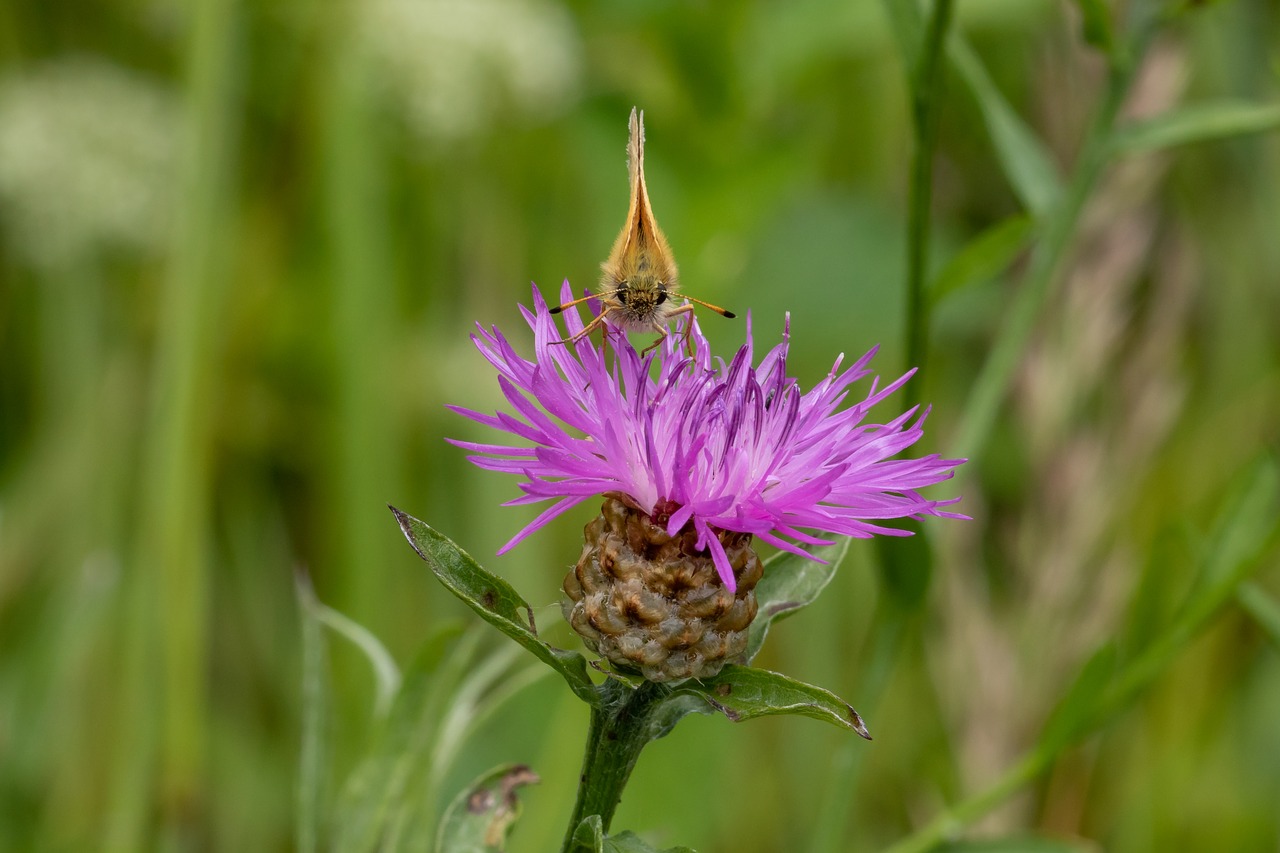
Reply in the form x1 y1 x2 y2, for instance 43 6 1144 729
449 282 965 680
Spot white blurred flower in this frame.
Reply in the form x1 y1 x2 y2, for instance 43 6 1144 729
360 0 582 142
0 57 180 271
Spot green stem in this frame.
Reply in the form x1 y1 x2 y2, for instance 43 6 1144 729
106 0 238 847
561 679 668 851
949 28 1154 460
321 7 400 628
881 750 1049 853
904 0 954 409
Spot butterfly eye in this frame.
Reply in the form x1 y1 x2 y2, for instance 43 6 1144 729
656 285 668 306
616 286 628 305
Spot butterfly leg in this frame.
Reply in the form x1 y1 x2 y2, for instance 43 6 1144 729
671 303 697 356
552 311 609 346
638 324 670 357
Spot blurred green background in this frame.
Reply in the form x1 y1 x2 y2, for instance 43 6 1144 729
1 0 1279 851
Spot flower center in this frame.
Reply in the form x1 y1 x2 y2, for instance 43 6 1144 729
649 498 682 527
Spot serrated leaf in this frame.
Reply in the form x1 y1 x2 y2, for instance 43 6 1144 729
606 831 698 853
745 537 850 662
1037 643 1117 755
391 506 598 706
435 764 539 853
930 215 1034 306
1113 101 1280 154
673 664 872 738
570 815 605 853
949 39 1063 216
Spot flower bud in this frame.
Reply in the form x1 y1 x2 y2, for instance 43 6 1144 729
561 496 762 682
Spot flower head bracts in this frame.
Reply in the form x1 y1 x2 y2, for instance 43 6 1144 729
449 281 966 592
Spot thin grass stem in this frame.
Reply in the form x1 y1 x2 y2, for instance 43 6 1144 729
105 0 239 846
950 27 1156 460
904 0 954 410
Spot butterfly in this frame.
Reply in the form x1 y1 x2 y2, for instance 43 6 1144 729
551 107 735 355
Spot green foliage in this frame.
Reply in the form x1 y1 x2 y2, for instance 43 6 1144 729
1238 583 1280 649
1113 101 1280 154
744 537 849 662
1071 0 1118 58
297 598 541 852
948 39 1064 218
393 504 870 846
571 816 697 853
1 1 1279 851
1036 643 1118 756
392 507 597 706
929 214 1033 306
570 816 605 853
436 764 539 853
605 831 697 853
393 503 868 740
938 838 1094 853
673 664 872 738
874 524 934 611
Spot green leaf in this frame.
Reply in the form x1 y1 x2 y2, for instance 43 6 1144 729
571 803 698 852
1037 643 1117 754
295 573 327 853
312 598 402 717
1048 457 1279 746
939 835 1095 852
1179 458 1279 618
334 626 470 853
673 664 872 738
745 537 850 662
949 39 1063 216
385 643 541 851
1071 0 1116 56
428 645 541 792
570 816 605 853
606 831 698 853
1113 101 1280 154
1116 459 1280 685
391 506 598 706
930 214 1034 306
878 0 924 80
1238 582 1280 650
435 764 539 853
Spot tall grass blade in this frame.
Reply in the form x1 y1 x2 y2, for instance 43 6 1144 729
106 0 239 846
949 39 1063 217
1238 582 1280 649
929 215 1033 306
296 573 328 853
1113 101 1280 154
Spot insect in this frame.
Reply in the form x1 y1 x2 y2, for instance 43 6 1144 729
550 107 735 355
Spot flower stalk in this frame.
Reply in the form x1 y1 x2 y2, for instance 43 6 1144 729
561 678 670 852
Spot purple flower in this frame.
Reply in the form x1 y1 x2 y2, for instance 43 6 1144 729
449 282 966 592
